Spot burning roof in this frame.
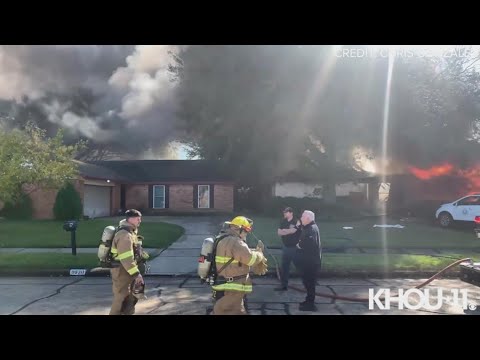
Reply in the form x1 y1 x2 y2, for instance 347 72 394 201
408 162 480 195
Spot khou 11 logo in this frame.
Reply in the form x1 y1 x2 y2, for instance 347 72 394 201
369 288 477 311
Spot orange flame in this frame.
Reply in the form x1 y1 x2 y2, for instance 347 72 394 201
459 167 480 190
408 163 454 180
409 162 480 194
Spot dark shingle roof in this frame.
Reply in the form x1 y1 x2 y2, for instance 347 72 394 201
75 161 129 181
275 165 375 184
86 160 235 183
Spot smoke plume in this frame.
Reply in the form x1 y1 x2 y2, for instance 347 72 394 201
0 45 182 159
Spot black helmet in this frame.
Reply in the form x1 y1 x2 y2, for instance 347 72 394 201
125 209 142 219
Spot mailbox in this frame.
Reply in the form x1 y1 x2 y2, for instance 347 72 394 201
63 220 78 255
63 220 78 232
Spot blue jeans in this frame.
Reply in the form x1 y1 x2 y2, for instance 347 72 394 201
280 246 298 287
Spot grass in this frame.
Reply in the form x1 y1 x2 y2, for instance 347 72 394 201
323 254 447 272
0 253 99 271
0 219 184 248
1 252 476 274
248 216 479 273
265 253 478 273
0 251 476 275
0 250 165 273
1 216 477 274
248 216 480 250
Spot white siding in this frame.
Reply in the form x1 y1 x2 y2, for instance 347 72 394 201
273 182 367 198
274 182 324 198
336 182 367 196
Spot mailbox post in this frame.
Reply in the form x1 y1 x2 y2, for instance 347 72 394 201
63 220 78 255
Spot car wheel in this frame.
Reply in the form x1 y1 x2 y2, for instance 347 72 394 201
439 212 453 228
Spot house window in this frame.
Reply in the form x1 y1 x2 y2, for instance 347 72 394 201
153 185 165 209
198 185 210 209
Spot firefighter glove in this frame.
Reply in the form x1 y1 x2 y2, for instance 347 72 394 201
252 256 268 276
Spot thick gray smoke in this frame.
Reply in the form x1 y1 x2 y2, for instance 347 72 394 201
0 45 182 158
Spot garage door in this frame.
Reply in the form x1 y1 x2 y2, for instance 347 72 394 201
83 185 111 218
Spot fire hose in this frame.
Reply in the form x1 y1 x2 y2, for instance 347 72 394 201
250 232 473 303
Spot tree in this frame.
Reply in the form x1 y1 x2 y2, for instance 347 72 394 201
386 52 480 168
0 122 86 203
174 45 385 203
174 46 480 205
53 182 83 220
175 46 313 179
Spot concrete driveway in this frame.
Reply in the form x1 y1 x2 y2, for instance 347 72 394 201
135 215 225 275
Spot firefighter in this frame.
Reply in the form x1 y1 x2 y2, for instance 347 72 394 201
211 216 268 315
109 209 145 315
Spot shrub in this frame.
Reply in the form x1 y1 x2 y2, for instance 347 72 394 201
1 192 33 220
53 183 83 221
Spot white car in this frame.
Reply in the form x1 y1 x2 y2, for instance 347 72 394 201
435 194 480 227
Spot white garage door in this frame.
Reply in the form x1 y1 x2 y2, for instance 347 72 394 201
84 185 111 218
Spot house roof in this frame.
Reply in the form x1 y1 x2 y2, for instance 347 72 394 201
275 164 377 184
84 160 235 183
74 160 129 181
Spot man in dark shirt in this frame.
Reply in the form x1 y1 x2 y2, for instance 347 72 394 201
296 210 322 311
275 207 301 291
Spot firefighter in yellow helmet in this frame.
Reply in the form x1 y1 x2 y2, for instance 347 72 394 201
211 216 268 315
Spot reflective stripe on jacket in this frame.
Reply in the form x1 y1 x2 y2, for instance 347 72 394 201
111 220 139 276
212 229 264 293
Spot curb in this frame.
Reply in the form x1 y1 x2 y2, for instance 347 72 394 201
0 269 110 277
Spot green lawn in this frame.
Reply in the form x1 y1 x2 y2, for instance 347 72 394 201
0 251 165 272
0 253 99 270
265 253 477 273
1 216 477 274
1 252 475 274
248 216 480 250
0 219 184 248
249 216 479 273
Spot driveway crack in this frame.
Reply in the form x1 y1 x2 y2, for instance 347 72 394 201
9 278 83 315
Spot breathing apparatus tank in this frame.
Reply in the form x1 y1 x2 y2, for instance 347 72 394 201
198 237 215 282
98 226 117 265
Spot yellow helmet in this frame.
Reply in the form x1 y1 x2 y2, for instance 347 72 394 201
225 216 253 233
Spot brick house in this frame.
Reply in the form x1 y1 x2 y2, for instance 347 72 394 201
7 160 235 220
